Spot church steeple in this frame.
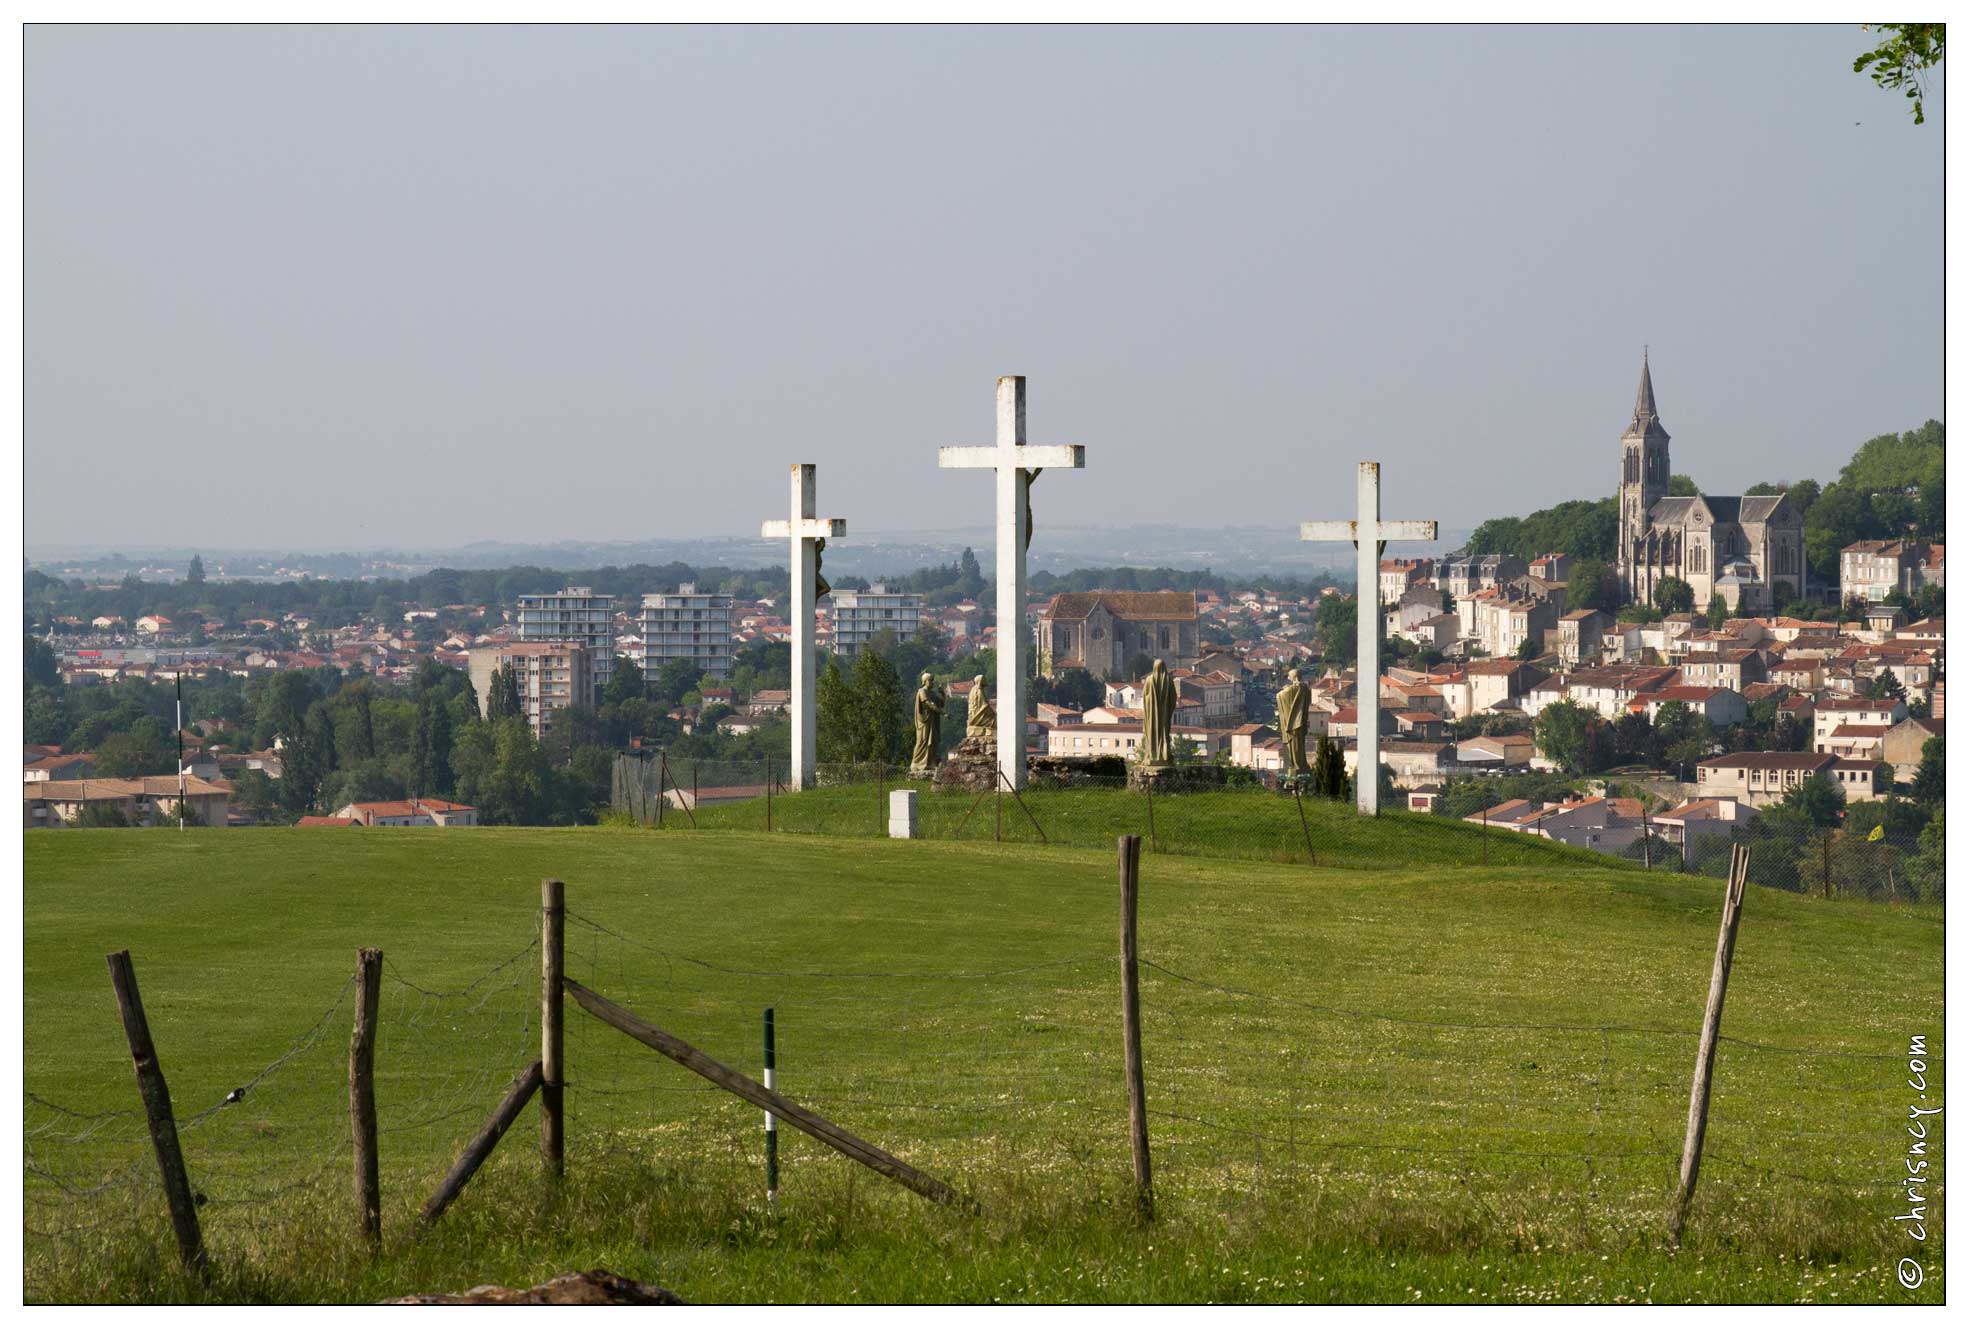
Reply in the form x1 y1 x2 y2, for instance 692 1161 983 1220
1617 348 1672 605
1629 347 1664 436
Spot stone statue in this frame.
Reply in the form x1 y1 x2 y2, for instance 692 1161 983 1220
1139 658 1176 768
910 672 945 775
966 673 995 741
1276 667 1311 776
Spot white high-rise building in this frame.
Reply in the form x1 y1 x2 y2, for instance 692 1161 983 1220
517 587 618 691
637 583 734 681
831 584 925 657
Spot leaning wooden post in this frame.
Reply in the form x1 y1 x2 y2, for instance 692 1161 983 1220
349 946 383 1249
541 879 565 1180
1668 844 1749 1242
105 950 206 1274
421 1061 544 1224
1117 835 1154 1221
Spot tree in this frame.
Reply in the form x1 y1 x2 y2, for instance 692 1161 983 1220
1668 474 1699 497
1706 594 1728 629
1311 734 1347 800
1905 807 1945 901
602 654 647 709
93 718 176 777
815 659 859 764
411 694 454 798
1652 576 1694 614
24 636 59 688
1866 668 1907 702
280 701 338 813
651 657 702 708
846 648 906 764
1780 772 1846 828
1853 23 1945 123
1534 699 1596 775
1036 667 1104 712
1514 635 1541 662
1911 736 1944 805
186 555 206 587
72 802 132 828
1315 595 1356 663
1565 559 1619 614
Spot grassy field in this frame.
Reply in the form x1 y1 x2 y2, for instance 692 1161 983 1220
24 817 1944 1304
653 776 1610 872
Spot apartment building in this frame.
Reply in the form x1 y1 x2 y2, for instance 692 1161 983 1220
517 587 617 690
831 584 926 657
468 641 594 739
637 583 734 681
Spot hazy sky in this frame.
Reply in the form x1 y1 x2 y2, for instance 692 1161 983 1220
26 23 1943 552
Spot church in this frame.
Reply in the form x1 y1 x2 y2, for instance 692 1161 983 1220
1614 352 1805 613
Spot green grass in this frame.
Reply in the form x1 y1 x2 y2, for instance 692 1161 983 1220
666 777 1608 872
24 824 1944 1304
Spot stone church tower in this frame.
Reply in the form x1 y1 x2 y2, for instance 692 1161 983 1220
1617 350 1671 601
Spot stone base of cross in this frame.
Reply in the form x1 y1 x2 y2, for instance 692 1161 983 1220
1301 461 1437 816
938 376 1085 790
761 464 845 791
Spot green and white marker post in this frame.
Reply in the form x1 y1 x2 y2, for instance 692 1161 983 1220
763 1007 778 1209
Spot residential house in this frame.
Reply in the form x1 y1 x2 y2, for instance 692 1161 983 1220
1455 734 1534 768
1629 685 1748 728
1553 609 1612 667
1812 697 1907 748
330 798 480 827
25 776 231 829
1694 751 1837 807
1880 715 1943 783
1650 797 1758 867
1840 540 1927 605
1464 796 1647 855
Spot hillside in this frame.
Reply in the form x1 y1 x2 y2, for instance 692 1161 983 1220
24 827 1942 1304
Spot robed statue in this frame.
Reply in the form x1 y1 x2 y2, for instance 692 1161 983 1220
1275 667 1311 776
965 674 995 742
1140 658 1176 767
910 672 946 775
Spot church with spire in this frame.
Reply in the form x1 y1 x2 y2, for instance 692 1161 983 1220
1613 351 1805 612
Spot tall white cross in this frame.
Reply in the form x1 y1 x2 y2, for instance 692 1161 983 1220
760 463 845 791
938 376 1085 790
1301 461 1437 816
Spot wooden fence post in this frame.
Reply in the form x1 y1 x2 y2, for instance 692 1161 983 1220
1668 844 1749 1241
1117 835 1154 1221
421 1062 545 1224
105 950 206 1274
541 879 565 1180
349 946 383 1248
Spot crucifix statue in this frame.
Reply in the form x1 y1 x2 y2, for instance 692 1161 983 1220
937 376 1085 790
1300 461 1437 816
760 463 846 791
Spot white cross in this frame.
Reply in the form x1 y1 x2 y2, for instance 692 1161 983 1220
760 463 846 791
938 376 1085 790
1301 461 1437 816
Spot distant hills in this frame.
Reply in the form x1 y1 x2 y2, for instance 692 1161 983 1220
27 523 1470 585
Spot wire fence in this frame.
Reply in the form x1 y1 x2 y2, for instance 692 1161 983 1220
611 754 1943 901
24 940 539 1269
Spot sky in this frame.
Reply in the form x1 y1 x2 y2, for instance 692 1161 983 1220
24 23 1944 553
